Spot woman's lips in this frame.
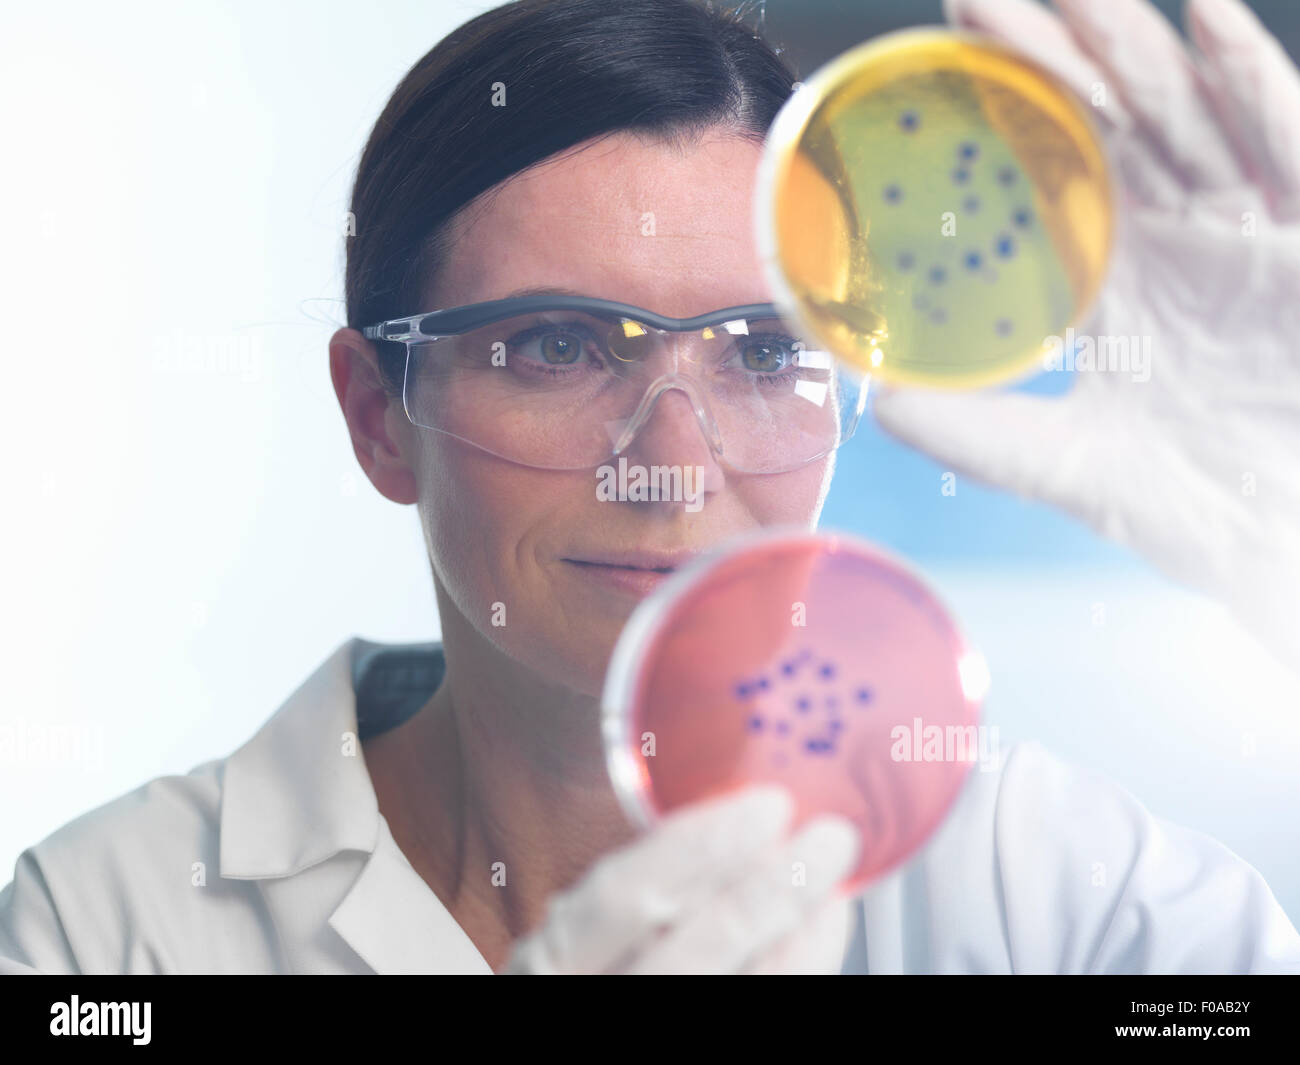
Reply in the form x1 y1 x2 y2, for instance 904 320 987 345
564 559 675 596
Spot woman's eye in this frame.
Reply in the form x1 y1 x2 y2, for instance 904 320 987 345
508 324 601 368
741 338 799 373
536 332 583 364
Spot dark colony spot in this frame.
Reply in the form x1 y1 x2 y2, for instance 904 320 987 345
928 265 947 285
959 141 980 161
912 292 931 311
897 250 915 271
963 195 980 213
747 715 763 732
829 719 844 732
929 307 948 325
818 662 836 680
952 166 970 185
804 738 834 754
898 109 920 132
997 166 1017 186
755 676 770 691
964 250 982 270
995 233 1017 258
855 687 873 704
1013 207 1033 228
996 318 1014 336
734 682 752 699
883 183 903 204
780 660 797 676
796 696 812 713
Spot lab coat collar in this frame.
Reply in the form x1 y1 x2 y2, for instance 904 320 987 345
217 638 494 973
220 639 377 879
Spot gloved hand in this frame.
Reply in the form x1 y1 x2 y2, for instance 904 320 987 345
871 0 1300 674
502 786 860 974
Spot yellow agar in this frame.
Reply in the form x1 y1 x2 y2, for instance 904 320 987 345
765 29 1114 389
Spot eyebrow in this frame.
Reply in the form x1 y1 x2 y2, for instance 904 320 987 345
497 285 592 301
494 285 775 309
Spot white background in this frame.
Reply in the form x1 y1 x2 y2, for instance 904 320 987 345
0 0 472 877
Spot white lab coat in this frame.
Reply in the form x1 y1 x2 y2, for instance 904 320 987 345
1 638 1296 974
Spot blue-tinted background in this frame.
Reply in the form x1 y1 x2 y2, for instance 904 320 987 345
784 0 1300 927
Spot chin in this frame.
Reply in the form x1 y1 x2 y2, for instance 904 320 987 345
492 614 618 701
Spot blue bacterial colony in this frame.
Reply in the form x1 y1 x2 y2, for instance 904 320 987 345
877 117 1041 345
736 648 875 769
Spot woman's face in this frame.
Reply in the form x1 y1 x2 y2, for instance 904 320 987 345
352 129 836 696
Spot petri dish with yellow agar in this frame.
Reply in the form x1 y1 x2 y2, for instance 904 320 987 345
755 27 1115 389
602 526 988 895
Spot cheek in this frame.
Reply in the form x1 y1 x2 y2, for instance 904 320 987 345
413 435 597 667
416 435 540 605
736 454 836 526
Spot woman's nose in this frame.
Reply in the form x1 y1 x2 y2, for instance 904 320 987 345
615 380 727 495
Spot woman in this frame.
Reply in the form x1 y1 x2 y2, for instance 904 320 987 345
2 0 1298 975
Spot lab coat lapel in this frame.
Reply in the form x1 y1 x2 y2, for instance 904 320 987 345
328 814 493 974
219 638 491 974
219 640 376 878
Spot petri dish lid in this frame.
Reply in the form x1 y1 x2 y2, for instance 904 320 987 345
755 27 1115 389
603 526 988 894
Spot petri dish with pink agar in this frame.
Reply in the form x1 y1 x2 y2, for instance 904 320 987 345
602 526 988 894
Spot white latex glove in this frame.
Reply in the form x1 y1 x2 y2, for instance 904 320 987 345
872 0 1300 673
502 787 860 974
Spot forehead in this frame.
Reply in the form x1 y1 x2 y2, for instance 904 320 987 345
430 130 769 315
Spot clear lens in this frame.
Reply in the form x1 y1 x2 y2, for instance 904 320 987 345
402 310 865 473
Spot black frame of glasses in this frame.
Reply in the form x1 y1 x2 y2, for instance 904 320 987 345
361 295 791 343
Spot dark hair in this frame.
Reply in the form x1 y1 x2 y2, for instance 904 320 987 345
344 0 797 392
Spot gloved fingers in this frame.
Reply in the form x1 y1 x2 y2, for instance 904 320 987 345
505 785 795 974
739 895 858 976
871 386 1095 507
943 0 1183 208
618 814 860 974
1186 0 1300 222
942 0 1134 135
1110 124 1193 212
1051 0 1246 195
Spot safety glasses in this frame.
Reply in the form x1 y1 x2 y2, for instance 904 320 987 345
362 295 867 475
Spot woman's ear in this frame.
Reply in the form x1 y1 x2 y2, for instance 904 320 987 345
328 328 418 505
